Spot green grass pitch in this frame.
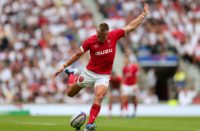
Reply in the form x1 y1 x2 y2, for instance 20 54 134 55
0 116 200 131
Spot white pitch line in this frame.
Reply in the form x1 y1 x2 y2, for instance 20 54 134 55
15 122 57 126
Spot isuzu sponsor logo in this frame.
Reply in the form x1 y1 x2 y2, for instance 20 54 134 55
95 49 112 56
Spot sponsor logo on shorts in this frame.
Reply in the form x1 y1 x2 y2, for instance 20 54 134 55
79 76 84 82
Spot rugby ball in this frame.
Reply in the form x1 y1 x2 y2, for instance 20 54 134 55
70 111 86 128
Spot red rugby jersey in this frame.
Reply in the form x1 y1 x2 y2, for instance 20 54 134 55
123 64 139 85
81 29 125 74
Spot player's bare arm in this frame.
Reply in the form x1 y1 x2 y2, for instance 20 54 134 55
54 48 84 77
123 3 150 34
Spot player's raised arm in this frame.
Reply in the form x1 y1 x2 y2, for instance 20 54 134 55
54 48 84 77
123 3 150 34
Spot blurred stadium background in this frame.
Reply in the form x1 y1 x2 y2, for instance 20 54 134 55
0 0 200 119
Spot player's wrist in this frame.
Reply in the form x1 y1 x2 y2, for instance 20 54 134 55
63 63 67 68
142 11 147 17
140 13 145 18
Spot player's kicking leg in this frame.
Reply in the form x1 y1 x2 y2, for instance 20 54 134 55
65 68 83 131
64 67 82 97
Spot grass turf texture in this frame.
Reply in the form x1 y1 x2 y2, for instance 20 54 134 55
0 116 200 131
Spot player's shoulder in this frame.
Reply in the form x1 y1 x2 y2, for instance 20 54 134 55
131 64 139 70
86 34 96 41
109 28 124 34
84 34 97 44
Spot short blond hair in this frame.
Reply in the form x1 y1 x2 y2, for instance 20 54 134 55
97 23 109 33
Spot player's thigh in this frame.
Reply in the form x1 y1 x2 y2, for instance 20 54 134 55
94 85 108 99
68 83 83 97
76 70 95 88
94 74 110 96
94 75 110 88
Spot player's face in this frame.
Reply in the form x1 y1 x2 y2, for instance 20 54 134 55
96 29 108 43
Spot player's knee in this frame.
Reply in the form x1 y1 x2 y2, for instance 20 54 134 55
67 91 75 97
95 93 105 101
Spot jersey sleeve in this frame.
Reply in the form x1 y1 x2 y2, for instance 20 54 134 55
80 38 90 52
109 29 125 41
134 64 139 75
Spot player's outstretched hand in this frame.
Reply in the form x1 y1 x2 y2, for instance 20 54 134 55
54 66 65 77
143 3 150 16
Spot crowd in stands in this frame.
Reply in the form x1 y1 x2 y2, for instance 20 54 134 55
97 0 200 104
0 0 200 105
0 0 95 104
97 0 200 60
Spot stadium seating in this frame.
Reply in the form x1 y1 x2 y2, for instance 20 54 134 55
0 0 199 104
